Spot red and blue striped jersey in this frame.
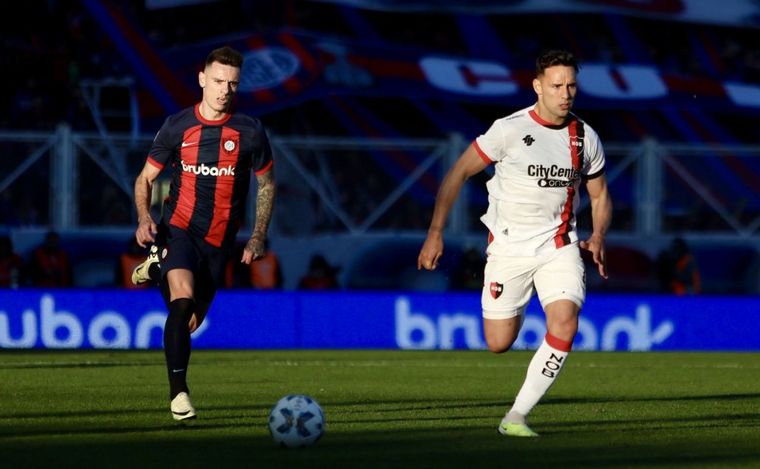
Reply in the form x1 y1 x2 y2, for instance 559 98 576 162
146 104 273 248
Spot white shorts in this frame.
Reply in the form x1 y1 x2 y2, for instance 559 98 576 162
481 243 586 320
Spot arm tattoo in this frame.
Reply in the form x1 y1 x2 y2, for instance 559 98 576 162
252 169 275 239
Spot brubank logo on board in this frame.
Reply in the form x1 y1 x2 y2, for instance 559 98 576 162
394 297 674 352
0 295 208 349
0 292 676 351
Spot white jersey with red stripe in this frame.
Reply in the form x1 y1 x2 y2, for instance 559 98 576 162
474 105 605 257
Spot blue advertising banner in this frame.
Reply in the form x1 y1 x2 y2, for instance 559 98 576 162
0 290 757 351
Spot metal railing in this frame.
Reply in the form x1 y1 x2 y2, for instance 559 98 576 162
1 126 759 242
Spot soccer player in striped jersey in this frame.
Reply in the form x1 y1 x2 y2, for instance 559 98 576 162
418 49 612 437
132 46 275 421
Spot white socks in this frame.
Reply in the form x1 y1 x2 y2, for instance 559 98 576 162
506 333 572 423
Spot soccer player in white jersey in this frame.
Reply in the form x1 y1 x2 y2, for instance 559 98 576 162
418 49 612 437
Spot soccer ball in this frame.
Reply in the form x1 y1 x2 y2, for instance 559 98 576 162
268 394 325 448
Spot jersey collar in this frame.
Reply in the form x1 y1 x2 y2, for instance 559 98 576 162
194 103 232 126
529 108 575 129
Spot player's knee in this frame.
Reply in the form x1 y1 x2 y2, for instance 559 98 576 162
483 316 521 353
547 317 578 342
485 335 517 354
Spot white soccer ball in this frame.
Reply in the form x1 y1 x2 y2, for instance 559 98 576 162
268 394 325 448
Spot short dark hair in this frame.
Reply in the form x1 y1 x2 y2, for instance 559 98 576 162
536 49 579 76
205 46 244 69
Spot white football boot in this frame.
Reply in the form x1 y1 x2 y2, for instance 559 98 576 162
170 392 196 421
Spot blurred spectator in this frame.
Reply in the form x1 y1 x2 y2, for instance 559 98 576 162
117 238 152 289
0 236 24 288
298 254 340 290
656 238 701 295
450 247 485 290
249 240 283 290
225 240 283 289
29 231 72 287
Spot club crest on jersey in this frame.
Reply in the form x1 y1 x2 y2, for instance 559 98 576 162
489 282 503 299
569 135 584 152
223 139 237 153
522 135 535 146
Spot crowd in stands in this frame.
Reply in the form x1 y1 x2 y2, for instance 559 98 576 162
0 232 72 289
0 236 24 288
2 3 759 292
3 2 758 231
0 230 339 291
1 230 758 294
224 240 284 290
6 2 760 135
656 238 701 296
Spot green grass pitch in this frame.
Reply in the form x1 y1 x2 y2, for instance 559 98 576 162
2 350 759 468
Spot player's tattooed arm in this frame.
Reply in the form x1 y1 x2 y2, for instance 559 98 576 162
134 162 161 247
242 168 276 263
253 168 275 240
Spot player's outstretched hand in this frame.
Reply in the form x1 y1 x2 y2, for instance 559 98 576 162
580 234 608 279
241 234 265 264
418 232 443 271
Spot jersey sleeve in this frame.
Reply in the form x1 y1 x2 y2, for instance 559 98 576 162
583 127 606 179
474 119 507 163
253 127 274 175
146 117 175 170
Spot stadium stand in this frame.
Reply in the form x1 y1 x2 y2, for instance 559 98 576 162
2 0 760 292
585 245 658 294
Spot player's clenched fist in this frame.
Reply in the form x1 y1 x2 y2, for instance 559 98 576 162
418 234 443 270
135 217 157 248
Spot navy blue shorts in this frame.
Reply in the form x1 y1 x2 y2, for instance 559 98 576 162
159 224 231 303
